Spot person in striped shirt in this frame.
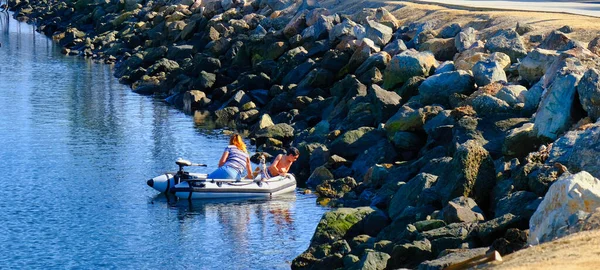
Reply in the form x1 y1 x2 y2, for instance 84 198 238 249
208 134 253 181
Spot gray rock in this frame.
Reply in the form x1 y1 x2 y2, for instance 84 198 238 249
538 30 578 51
475 213 525 245
485 29 527 63
471 94 512 116
395 76 425 100
577 68 600 121
472 60 507 86
588 35 600 55
388 240 434 269
389 173 439 220
414 220 447 232
383 50 438 89
529 172 600 245
455 27 476 53
351 139 398 180
435 61 456 74
495 191 540 219
418 70 475 107
146 58 180 76
369 84 401 123
495 85 527 106
442 196 485 224
310 207 376 246
315 176 357 198
435 140 496 208
330 19 358 42
330 127 385 159
420 222 475 241
365 19 393 47
356 52 391 77
385 105 443 134
383 39 408 56
417 247 490 270
439 23 461 38
534 57 586 140
502 123 539 159
349 250 390 270
516 22 535 35
392 131 425 151
301 15 334 41
520 80 545 115
546 122 600 178
255 123 294 142
518 48 560 84
419 38 458 61
307 166 335 188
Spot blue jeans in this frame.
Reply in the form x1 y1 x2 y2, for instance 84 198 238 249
208 166 242 180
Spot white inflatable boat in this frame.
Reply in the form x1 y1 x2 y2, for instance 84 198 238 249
147 159 297 199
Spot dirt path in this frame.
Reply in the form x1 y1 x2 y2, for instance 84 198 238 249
320 0 600 43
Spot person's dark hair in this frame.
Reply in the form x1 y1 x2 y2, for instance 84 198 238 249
286 147 300 156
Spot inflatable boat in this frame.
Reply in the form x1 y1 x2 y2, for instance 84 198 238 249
147 159 297 199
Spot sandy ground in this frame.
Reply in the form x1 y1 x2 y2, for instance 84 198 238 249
480 230 600 269
321 0 600 43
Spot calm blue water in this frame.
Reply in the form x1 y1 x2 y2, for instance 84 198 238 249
0 13 327 269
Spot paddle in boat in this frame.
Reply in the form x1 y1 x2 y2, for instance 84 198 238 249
147 158 297 199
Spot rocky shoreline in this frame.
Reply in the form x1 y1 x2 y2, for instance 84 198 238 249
8 0 600 269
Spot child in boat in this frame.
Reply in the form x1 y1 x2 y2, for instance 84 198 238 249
208 134 253 181
261 147 300 180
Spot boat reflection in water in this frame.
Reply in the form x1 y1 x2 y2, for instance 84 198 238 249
150 192 320 269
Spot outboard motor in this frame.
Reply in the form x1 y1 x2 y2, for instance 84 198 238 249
147 159 206 193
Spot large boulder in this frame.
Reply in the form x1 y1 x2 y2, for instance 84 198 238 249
502 123 539 159
365 19 393 47
310 207 377 245
518 49 560 84
471 60 507 86
350 250 390 270
419 38 458 61
471 94 512 116
254 123 294 143
418 247 490 270
485 29 528 63
538 30 579 51
385 105 443 135
418 71 475 107
351 139 398 180
577 68 600 121
529 171 600 245
369 84 401 123
588 35 600 55
533 57 586 140
307 166 335 188
546 122 600 177
330 19 358 42
455 27 476 52
383 50 438 89
495 191 541 219
388 173 439 220
442 196 485 224
435 140 496 208
330 127 386 159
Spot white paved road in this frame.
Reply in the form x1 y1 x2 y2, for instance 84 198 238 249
413 0 600 17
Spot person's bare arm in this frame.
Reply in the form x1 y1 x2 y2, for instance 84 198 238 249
218 151 229 167
269 154 283 175
245 157 253 179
